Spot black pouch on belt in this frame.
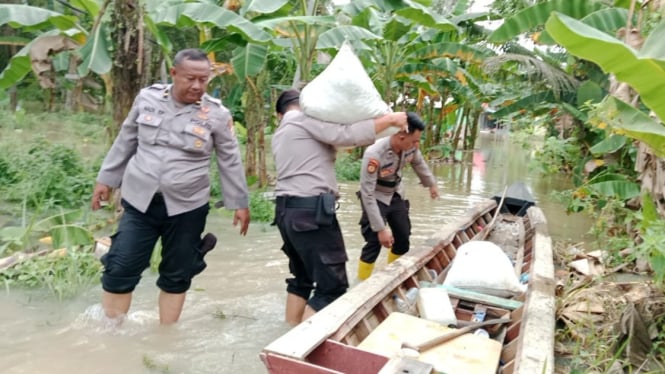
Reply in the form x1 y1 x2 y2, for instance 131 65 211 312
315 192 336 226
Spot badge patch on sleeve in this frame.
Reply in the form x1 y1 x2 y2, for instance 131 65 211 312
367 158 379 174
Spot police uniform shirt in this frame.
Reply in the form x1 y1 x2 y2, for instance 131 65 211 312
359 136 436 232
272 110 376 197
96 84 249 216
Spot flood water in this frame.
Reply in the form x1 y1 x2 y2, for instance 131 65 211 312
0 132 592 374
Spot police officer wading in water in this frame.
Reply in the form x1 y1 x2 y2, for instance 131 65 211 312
357 112 439 280
272 89 409 326
91 49 250 325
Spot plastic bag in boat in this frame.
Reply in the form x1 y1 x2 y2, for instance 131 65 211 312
443 240 527 297
300 42 396 138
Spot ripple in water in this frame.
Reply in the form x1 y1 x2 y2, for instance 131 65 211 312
66 304 159 335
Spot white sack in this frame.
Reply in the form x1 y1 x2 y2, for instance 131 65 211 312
443 240 527 298
300 42 392 127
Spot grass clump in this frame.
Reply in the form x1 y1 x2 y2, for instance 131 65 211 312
0 247 102 300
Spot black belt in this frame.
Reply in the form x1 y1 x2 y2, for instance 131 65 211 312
377 179 399 188
276 196 318 209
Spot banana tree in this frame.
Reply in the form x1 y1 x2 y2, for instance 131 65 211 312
488 0 632 45
546 12 665 215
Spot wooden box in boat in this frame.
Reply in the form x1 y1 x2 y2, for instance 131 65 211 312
260 192 554 374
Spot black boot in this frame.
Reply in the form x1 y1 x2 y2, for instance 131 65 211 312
199 233 217 256
192 233 217 276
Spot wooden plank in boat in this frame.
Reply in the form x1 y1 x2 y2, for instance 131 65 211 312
357 312 502 374
438 285 524 311
308 339 389 373
260 352 344 374
513 207 555 374
379 357 433 374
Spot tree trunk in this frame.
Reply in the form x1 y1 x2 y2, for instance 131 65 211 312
467 111 480 150
110 0 142 136
244 72 269 187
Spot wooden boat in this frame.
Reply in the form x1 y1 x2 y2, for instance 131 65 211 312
260 183 554 374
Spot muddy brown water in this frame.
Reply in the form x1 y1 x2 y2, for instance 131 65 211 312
0 132 592 373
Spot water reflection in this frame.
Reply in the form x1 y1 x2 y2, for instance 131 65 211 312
0 132 591 373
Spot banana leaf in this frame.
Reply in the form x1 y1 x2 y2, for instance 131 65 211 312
0 4 78 30
243 0 289 15
230 43 268 79
317 25 382 49
546 13 665 123
151 3 272 43
587 180 640 201
488 0 604 43
77 23 111 76
589 134 627 155
592 97 665 158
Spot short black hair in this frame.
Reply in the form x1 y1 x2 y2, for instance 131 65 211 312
174 48 209 66
406 112 426 133
276 89 300 114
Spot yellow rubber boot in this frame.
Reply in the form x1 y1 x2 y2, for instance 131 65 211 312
357 260 375 280
387 251 401 264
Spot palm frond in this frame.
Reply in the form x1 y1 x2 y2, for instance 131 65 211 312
483 53 579 99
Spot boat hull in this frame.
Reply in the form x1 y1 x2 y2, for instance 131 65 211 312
261 196 554 374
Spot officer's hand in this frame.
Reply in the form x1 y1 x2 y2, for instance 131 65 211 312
429 185 439 199
388 112 408 132
374 112 408 134
91 183 111 211
378 229 394 248
234 208 250 236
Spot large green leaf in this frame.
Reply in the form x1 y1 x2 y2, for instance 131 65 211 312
70 0 101 17
230 43 268 79
383 17 413 41
0 4 78 30
488 0 604 43
546 13 665 123
395 8 457 32
317 25 381 49
49 224 93 249
0 35 31 46
587 179 640 201
579 8 629 35
641 19 665 63
151 3 272 43
576 80 604 106
592 97 665 158
144 15 173 59
561 102 587 122
77 23 111 75
589 134 627 155
243 0 289 15
0 52 30 89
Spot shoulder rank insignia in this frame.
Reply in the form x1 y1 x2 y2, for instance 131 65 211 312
148 83 167 90
206 96 222 108
367 158 379 174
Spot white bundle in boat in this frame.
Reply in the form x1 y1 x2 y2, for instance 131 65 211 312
300 42 395 137
444 240 527 298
